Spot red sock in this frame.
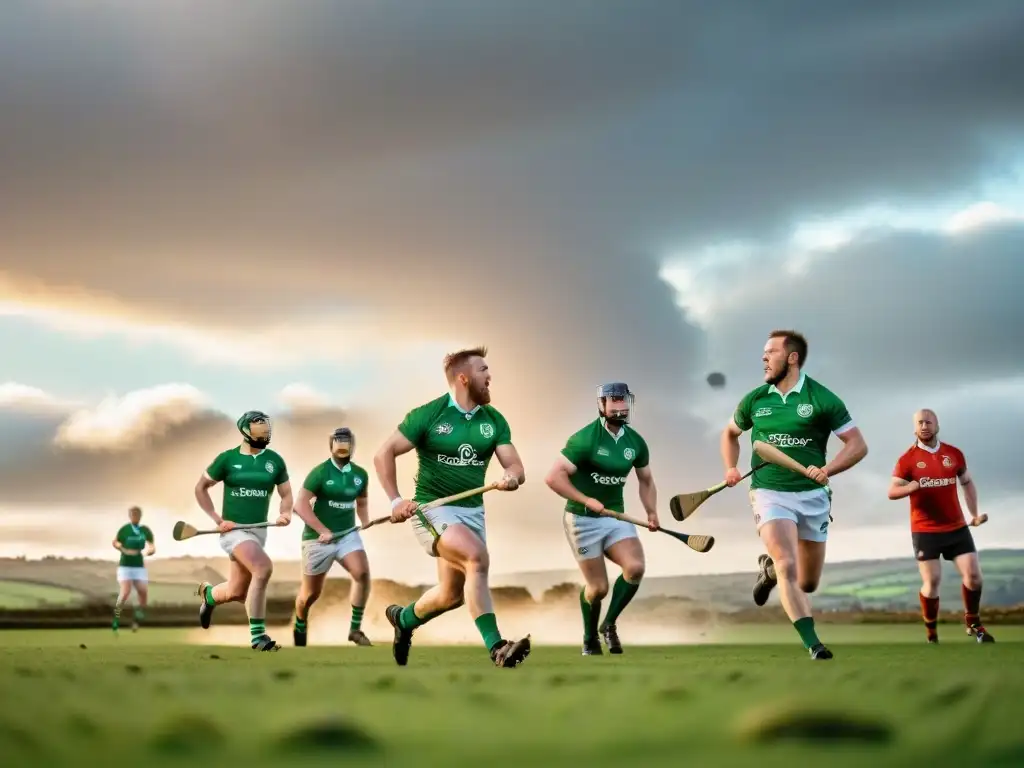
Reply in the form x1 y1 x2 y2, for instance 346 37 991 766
962 583 982 627
919 592 939 640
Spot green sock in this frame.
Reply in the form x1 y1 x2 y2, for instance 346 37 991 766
294 616 307 633
793 616 820 649
113 603 122 629
399 602 427 630
600 575 640 631
474 612 502 651
134 609 144 622
203 585 216 606
249 618 267 643
580 589 601 642
350 605 365 632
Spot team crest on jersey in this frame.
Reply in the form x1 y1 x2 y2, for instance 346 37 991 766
942 455 953 468
916 461 927 469
623 447 635 460
754 407 773 417
264 461 274 473
797 403 813 418
436 422 453 435
480 423 494 438
353 477 362 486
326 479 335 486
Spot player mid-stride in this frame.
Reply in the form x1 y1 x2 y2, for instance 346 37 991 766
721 330 868 660
194 411 293 651
111 505 155 633
545 382 658 656
373 346 531 668
291 427 373 647
888 409 994 644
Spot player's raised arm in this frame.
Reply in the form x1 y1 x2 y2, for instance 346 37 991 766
373 429 417 506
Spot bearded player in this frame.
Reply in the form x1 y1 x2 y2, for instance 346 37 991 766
545 382 658 656
111 505 155 633
194 411 293 651
373 346 531 668
291 427 373 648
721 330 868 660
888 408 993 644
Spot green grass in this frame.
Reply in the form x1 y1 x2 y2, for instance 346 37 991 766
2 626 1023 768
0 581 86 609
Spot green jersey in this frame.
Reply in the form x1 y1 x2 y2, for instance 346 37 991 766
205 446 289 525
397 393 512 507
115 523 153 568
732 373 854 493
300 459 369 541
561 418 650 516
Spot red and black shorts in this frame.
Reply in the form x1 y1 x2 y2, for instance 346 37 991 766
912 525 976 562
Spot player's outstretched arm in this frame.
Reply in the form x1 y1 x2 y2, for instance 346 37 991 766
373 430 416 504
888 476 919 500
545 456 600 510
293 487 330 538
494 443 525 489
822 427 868 478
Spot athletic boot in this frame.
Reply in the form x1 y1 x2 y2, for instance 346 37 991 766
968 623 995 643
601 623 623 655
809 642 834 660
582 637 603 656
293 624 307 647
385 604 413 666
196 582 215 629
252 635 280 651
348 629 373 646
490 636 532 668
753 554 777 607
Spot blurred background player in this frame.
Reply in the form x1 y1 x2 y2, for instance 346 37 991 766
292 427 373 647
373 346 531 668
545 382 659 656
194 410 293 651
721 330 868 660
888 408 993 644
111 505 154 633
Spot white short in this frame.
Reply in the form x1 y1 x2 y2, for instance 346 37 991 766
219 527 268 558
562 511 638 561
116 567 148 583
301 530 366 576
412 505 486 557
749 487 832 543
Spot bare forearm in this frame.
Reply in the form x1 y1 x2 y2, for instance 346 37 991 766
356 500 369 527
720 430 740 471
374 449 401 501
638 479 657 517
502 462 526 484
824 439 867 477
546 471 592 506
293 499 329 535
888 482 917 500
195 486 221 524
279 492 293 517
963 483 979 517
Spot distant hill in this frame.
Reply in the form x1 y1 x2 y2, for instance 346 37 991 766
4 548 1023 612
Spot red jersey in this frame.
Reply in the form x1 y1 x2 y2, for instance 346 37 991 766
892 441 968 533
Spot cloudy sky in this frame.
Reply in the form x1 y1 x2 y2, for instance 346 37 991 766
2 1 1023 584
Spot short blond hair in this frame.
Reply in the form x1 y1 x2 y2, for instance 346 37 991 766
443 346 488 383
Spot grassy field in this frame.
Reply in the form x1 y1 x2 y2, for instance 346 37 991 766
2 626 1023 768
0 581 85 609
